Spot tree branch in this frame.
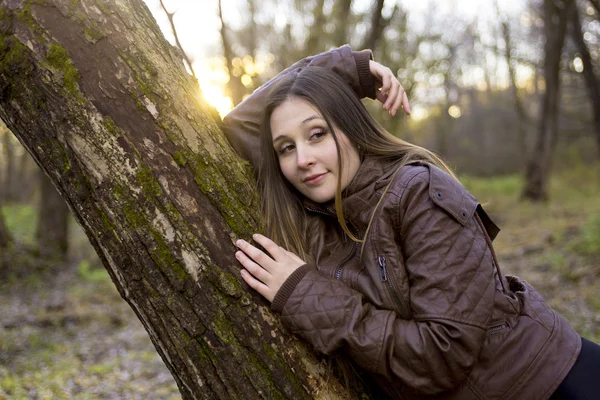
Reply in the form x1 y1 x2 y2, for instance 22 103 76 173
158 0 197 80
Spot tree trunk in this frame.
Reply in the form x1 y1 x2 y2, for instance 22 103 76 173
218 0 245 107
304 0 326 54
0 201 11 249
1 124 15 202
494 0 530 159
36 168 69 260
332 0 352 47
0 1 358 399
0 198 12 272
522 0 573 201
570 0 600 158
361 0 398 51
15 144 34 202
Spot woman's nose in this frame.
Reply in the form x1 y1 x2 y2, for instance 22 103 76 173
296 146 315 168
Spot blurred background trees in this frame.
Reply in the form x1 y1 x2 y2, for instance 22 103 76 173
1 0 598 265
0 0 598 397
172 0 597 185
0 0 597 266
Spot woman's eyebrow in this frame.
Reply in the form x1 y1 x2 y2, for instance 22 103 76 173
272 135 288 145
301 115 321 125
272 115 322 144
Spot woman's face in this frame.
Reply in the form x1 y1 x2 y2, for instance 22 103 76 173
270 97 361 203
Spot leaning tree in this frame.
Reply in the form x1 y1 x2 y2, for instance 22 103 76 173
0 0 362 398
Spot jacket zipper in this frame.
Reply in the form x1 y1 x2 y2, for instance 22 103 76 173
378 255 388 281
335 242 359 280
487 322 508 335
378 255 407 400
378 255 405 312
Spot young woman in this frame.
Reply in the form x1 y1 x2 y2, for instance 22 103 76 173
222 46 599 399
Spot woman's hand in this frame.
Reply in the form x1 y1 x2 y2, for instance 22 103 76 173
236 234 306 302
369 60 411 117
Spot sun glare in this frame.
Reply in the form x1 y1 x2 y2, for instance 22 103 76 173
194 60 234 119
200 82 234 119
411 105 429 121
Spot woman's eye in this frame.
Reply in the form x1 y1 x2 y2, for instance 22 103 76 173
310 130 327 140
279 144 295 154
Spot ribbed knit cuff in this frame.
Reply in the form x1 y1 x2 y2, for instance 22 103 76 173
353 49 376 99
271 264 311 314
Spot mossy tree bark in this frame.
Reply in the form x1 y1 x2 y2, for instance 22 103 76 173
0 1 358 398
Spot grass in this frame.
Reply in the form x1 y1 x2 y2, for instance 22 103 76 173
2 202 38 246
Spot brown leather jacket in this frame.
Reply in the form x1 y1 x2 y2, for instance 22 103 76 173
223 46 581 400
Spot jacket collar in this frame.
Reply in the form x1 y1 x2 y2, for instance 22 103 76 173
302 155 405 234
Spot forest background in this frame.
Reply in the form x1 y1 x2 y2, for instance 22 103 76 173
0 0 599 398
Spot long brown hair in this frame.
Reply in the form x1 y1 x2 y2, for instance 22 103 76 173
259 66 454 261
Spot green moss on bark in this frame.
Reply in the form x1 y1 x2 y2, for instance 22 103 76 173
45 44 81 96
101 117 120 137
0 36 30 84
172 150 187 167
94 0 112 15
83 24 105 43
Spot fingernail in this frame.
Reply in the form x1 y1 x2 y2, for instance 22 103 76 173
236 239 244 246
252 233 260 240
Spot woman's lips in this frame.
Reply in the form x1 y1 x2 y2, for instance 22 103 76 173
303 172 327 185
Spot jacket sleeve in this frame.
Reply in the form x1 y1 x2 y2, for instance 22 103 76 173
271 168 497 395
221 45 376 170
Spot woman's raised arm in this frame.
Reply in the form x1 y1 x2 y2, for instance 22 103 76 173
222 45 376 169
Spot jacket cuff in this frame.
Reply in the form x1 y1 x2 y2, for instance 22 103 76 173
353 49 376 99
271 263 312 313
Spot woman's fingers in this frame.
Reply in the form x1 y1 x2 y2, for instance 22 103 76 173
402 91 411 115
384 78 399 111
285 249 305 264
369 60 411 117
375 88 388 104
235 250 271 282
236 238 273 270
251 234 281 259
240 269 271 300
379 73 391 99
235 234 307 303
390 86 404 116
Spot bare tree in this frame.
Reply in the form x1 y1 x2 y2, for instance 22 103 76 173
159 0 196 80
0 202 11 250
218 0 245 106
0 0 366 398
305 0 327 54
1 124 15 203
36 169 69 261
570 0 600 157
494 0 531 159
523 0 575 201
361 0 398 51
332 0 353 46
